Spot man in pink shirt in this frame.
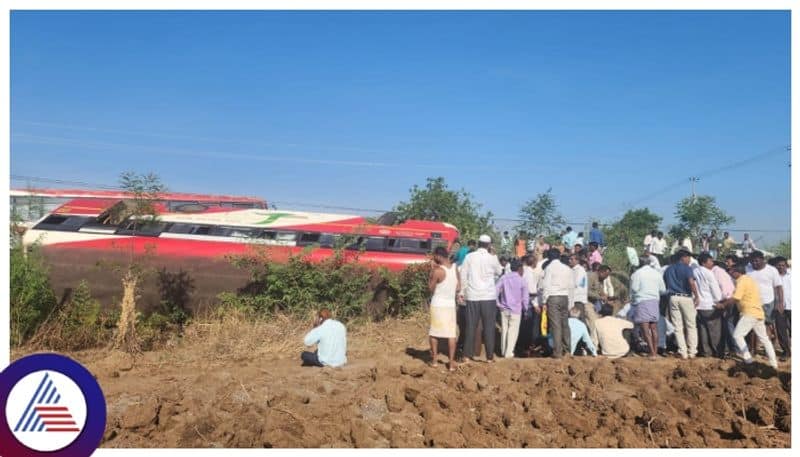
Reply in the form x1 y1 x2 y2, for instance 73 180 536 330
712 260 737 357
588 242 603 268
711 261 735 299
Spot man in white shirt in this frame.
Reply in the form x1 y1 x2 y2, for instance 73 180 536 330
771 256 791 359
630 258 666 357
650 231 667 264
742 233 757 257
745 250 783 354
569 252 588 313
644 230 656 252
644 249 661 269
542 248 575 358
458 234 504 362
693 253 724 358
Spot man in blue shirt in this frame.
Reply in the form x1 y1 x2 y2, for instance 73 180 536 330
547 306 598 356
663 250 700 359
589 222 605 247
302 309 348 367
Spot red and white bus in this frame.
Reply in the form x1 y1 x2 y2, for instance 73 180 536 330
21 196 459 311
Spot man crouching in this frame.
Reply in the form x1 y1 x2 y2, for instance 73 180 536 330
301 308 347 367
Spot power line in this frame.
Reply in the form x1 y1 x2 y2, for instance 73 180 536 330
622 145 789 209
10 174 790 233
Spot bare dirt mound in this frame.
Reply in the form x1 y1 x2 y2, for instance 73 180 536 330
14 314 791 448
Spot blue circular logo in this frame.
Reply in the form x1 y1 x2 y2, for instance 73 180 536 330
0 354 106 457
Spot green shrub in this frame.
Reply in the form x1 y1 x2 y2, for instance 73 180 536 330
28 280 115 351
219 249 433 322
156 268 193 328
10 245 57 346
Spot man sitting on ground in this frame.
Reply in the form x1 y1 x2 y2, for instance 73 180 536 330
595 305 635 359
301 308 348 367
568 306 597 356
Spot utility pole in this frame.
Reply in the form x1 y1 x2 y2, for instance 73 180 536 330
689 177 699 202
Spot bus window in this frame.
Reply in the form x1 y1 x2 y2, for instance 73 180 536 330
319 234 336 248
387 238 432 253
116 220 168 236
33 215 89 232
227 227 256 238
297 233 321 246
363 237 387 251
275 232 297 242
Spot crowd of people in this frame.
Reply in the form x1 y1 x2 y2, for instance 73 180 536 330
424 227 791 371
296 225 790 372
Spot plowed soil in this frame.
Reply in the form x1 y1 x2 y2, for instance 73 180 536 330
12 314 791 448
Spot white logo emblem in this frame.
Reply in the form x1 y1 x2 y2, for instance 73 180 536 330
5 370 88 452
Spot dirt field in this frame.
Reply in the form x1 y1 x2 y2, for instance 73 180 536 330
12 312 791 448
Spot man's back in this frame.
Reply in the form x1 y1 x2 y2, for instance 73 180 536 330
568 317 596 355
595 316 633 358
590 227 604 245
543 260 573 298
745 263 781 304
631 265 665 302
664 262 692 295
461 248 503 300
303 319 348 367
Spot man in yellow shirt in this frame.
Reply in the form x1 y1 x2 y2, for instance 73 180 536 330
718 263 778 368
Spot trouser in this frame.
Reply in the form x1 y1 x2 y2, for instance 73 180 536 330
774 309 791 356
622 328 636 356
733 315 778 368
724 305 741 353
464 300 497 360
578 302 600 347
530 308 543 347
500 310 522 358
456 305 467 356
669 295 697 358
515 306 534 354
301 351 323 367
696 309 725 358
547 296 571 358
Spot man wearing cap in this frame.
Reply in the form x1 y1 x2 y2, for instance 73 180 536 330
663 250 701 359
459 234 504 362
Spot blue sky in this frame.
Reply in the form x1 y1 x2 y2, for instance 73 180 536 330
10 10 791 243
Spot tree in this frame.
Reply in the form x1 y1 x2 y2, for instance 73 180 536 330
768 239 791 259
602 208 663 273
670 195 734 245
113 171 167 354
516 188 565 237
393 177 495 242
605 208 663 248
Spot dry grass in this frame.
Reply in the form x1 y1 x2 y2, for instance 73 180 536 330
114 272 141 355
178 307 430 362
181 308 309 361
